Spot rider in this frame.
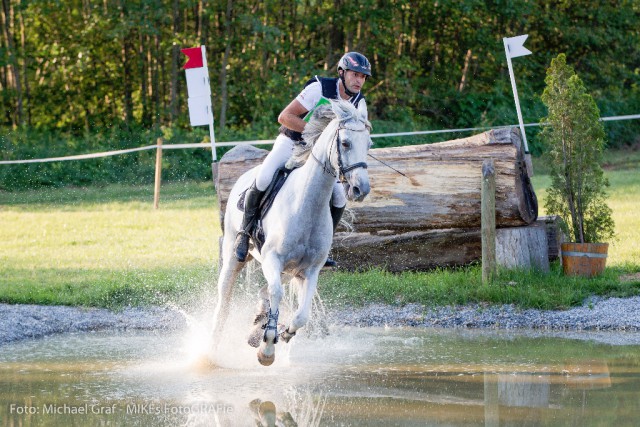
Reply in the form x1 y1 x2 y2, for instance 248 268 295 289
234 52 372 265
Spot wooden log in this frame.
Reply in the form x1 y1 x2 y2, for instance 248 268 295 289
215 127 538 233
330 228 482 272
355 127 537 231
482 159 496 284
496 223 550 272
330 216 560 272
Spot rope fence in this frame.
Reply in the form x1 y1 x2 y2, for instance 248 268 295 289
1 114 639 165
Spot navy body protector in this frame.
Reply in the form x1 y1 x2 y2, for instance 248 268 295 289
279 76 365 142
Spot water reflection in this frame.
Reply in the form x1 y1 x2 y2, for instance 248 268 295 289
1 328 639 426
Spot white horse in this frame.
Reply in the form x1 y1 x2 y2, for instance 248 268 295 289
212 99 372 366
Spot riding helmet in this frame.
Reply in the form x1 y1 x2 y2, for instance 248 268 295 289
337 52 372 77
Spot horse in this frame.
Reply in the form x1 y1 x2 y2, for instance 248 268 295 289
211 99 372 366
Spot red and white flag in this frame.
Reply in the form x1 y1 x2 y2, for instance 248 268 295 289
181 45 216 160
181 46 211 127
181 47 204 69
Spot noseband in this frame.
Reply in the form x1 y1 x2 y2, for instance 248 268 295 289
312 125 369 182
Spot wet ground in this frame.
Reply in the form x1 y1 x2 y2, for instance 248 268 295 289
1 326 639 426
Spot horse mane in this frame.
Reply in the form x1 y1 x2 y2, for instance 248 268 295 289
285 99 370 169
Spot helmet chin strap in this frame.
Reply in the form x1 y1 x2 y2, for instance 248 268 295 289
339 72 357 98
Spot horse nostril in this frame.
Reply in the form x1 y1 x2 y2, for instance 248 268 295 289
352 186 361 198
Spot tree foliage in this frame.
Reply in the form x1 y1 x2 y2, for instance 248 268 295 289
0 1 639 189
541 53 615 243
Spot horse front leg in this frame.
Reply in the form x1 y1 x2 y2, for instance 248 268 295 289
281 270 320 343
256 255 284 366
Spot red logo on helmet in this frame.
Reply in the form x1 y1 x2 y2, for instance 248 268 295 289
347 56 359 67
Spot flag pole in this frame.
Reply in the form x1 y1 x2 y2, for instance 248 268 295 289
503 36 533 176
200 45 217 162
199 45 218 187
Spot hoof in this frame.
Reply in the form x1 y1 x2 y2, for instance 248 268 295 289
257 349 275 366
247 324 264 348
280 328 296 343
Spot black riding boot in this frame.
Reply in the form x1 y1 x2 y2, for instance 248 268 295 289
324 205 345 268
234 182 265 262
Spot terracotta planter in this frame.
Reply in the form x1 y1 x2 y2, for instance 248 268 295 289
560 242 608 277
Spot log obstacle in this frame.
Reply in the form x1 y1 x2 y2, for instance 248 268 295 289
215 127 544 271
329 218 556 272
337 127 537 232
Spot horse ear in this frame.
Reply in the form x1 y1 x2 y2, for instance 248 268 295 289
330 99 347 119
358 99 368 121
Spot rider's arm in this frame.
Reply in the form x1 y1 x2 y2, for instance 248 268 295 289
278 99 309 133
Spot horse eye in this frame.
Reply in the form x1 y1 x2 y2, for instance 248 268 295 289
341 140 351 149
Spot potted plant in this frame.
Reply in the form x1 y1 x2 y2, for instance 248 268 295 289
539 53 615 277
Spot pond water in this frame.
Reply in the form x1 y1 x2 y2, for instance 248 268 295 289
1 327 639 426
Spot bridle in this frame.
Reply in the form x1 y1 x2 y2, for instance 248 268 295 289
312 124 369 182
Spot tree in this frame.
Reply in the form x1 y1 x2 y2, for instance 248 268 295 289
1 0 23 126
540 53 614 243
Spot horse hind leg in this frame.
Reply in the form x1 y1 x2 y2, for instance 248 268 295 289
211 237 245 349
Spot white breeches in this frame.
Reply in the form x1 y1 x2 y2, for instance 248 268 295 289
256 134 346 208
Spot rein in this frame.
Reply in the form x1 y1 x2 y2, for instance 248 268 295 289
311 125 369 181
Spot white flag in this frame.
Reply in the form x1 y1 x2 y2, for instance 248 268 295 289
504 35 532 58
185 67 211 98
187 96 212 127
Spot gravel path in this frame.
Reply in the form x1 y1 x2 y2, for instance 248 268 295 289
329 296 640 330
0 304 186 346
2 296 640 346
328 296 640 346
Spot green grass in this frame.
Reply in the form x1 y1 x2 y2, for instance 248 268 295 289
1 150 639 310
320 264 636 310
0 182 218 308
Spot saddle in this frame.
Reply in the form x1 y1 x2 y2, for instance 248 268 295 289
237 166 295 253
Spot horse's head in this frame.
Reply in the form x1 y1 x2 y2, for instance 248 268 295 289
295 99 372 202
328 100 372 202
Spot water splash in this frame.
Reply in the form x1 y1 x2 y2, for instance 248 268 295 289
165 302 217 369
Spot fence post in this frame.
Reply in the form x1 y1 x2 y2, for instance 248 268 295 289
482 158 496 284
153 137 163 209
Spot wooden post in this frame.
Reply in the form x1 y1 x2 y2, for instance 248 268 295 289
153 137 163 209
482 159 496 284
212 161 219 191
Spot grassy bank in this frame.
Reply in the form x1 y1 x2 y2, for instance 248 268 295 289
1 152 639 310
0 182 218 308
